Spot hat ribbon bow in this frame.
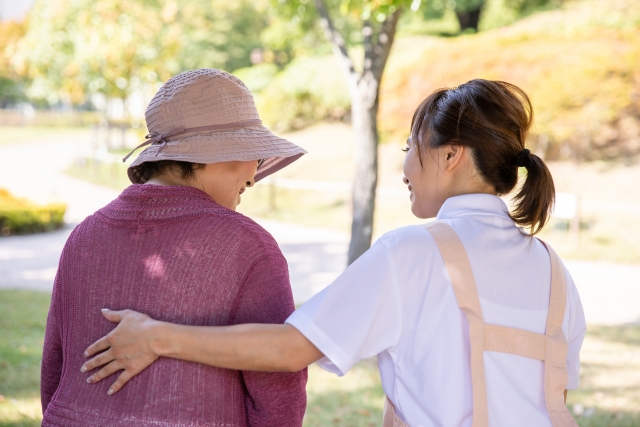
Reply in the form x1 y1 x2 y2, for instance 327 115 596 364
122 119 262 163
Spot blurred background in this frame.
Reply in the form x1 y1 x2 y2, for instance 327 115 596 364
0 0 639 425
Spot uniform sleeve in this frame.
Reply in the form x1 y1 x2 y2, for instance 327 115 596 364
286 239 403 376
564 268 586 390
41 261 65 413
230 253 307 427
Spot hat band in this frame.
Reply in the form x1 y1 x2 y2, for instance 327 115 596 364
122 119 263 163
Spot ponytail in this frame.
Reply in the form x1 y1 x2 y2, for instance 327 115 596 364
510 152 555 235
411 79 557 234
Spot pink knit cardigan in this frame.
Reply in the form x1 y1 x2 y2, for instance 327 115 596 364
41 184 307 427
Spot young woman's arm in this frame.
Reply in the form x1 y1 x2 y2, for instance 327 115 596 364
81 309 323 394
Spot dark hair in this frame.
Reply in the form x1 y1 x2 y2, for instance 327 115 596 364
129 160 206 184
410 79 555 234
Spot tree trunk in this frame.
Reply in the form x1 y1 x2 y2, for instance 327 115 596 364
347 80 379 264
312 0 400 265
455 5 482 32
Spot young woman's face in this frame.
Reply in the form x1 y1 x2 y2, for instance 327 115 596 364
402 137 445 219
402 136 498 219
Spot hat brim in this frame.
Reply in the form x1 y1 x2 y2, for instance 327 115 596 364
127 125 307 184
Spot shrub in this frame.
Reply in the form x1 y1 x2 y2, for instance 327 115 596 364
234 63 280 94
378 0 640 160
0 189 66 236
254 56 351 132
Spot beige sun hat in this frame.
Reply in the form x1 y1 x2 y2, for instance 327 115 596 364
125 68 307 184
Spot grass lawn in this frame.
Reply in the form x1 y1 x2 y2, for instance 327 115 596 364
0 290 50 427
1 289 639 426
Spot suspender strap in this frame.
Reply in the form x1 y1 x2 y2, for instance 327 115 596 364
423 221 578 427
425 222 489 427
541 243 579 427
484 324 546 360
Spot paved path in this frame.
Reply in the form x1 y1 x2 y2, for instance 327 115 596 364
0 137 638 324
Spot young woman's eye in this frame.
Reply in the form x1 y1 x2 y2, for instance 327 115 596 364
401 147 410 153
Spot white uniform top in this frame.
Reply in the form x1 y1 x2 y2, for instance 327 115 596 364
286 194 586 427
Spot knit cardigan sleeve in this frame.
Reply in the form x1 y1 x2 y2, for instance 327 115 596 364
41 239 70 414
230 252 307 427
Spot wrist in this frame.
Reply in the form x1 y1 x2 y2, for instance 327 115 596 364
148 319 173 357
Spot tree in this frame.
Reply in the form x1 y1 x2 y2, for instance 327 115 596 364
273 0 563 264
453 0 485 32
12 0 270 106
0 20 27 106
272 0 406 264
316 0 403 264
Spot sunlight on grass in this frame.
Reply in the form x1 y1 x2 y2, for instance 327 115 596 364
0 127 90 145
0 398 41 427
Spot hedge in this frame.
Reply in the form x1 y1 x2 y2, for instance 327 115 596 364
0 189 66 236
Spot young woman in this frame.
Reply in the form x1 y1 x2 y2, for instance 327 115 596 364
81 79 586 427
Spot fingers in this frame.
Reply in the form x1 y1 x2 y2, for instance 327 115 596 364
82 348 116 372
83 336 111 358
85 360 123 386
101 308 125 323
107 370 136 395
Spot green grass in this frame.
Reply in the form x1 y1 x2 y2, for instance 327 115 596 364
0 290 50 427
1 289 639 426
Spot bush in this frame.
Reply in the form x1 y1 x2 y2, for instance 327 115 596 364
0 189 66 236
233 63 280 94
254 56 351 132
379 0 640 160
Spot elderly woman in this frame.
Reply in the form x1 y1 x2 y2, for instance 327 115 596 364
40 69 308 427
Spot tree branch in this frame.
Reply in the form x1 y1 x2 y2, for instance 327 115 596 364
314 0 358 84
371 8 402 82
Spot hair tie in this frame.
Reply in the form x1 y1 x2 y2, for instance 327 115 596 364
516 148 531 167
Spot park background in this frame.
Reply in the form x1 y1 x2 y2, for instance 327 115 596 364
0 0 639 425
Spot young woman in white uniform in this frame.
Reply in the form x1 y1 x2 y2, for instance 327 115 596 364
82 79 586 427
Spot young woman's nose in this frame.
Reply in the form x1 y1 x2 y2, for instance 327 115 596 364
245 180 255 187
402 176 410 185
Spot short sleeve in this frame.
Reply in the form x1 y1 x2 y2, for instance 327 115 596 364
286 239 403 376
564 268 586 390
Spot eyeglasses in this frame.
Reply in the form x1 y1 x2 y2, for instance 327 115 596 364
257 158 266 169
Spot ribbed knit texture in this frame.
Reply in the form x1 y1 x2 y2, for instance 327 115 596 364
41 184 307 427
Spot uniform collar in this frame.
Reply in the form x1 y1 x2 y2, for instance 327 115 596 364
436 193 512 221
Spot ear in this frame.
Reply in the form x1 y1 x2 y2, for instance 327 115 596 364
442 144 465 172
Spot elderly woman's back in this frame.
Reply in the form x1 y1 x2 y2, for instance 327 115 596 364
41 184 307 427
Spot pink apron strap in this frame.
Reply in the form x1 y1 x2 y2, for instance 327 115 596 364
540 242 579 427
484 324 546 360
383 397 410 427
425 222 490 427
